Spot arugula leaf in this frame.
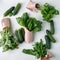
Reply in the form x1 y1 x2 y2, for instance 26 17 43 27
23 39 47 59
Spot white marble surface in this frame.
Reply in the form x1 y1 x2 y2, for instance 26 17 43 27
0 0 60 60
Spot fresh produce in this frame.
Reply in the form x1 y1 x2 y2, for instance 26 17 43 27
26 2 59 21
13 3 21 15
45 35 51 49
3 3 21 16
46 30 56 43
16 12 29 27
27 18 42 32
15 28 25 43
41 3 59 22
23 39 47 59
49 20 55 34
16 12 42 32
0 18 18 52
4 7 15 16
16 12 42 43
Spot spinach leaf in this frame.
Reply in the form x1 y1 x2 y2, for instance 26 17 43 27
16 12 29 27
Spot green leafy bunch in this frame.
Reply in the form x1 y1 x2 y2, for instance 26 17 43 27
23 39 47 59
16 12 42 32
41 3 59 22
0 28 18 52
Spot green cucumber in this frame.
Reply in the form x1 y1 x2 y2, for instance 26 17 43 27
13 3 21 15
15 28 25 43
46 30 56 43
4 7 15 16
50 20 55 34
45 35 51 49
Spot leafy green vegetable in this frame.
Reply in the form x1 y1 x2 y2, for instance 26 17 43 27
16 12 29 27
23 39 47 59
16 12 42 32
41 3 59 22
27 18 42 32
21 12 29 21
0 28 18 52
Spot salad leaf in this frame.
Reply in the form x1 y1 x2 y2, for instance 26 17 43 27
27 17 42 32
16 12 29 27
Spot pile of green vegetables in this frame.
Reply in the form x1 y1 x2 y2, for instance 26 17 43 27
22 20 56 58
23 39 47 59
22 3 59 59
0 2 59 59
0 28 18 52
16 12 42 32
36 3 59 22
0 27 25 52
4 3 21 16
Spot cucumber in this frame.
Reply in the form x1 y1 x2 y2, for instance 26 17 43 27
46 30 56 43
50 20 55 34
4 7 15 16
13 3 21 15
45 35 51 49
15 28 25 43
